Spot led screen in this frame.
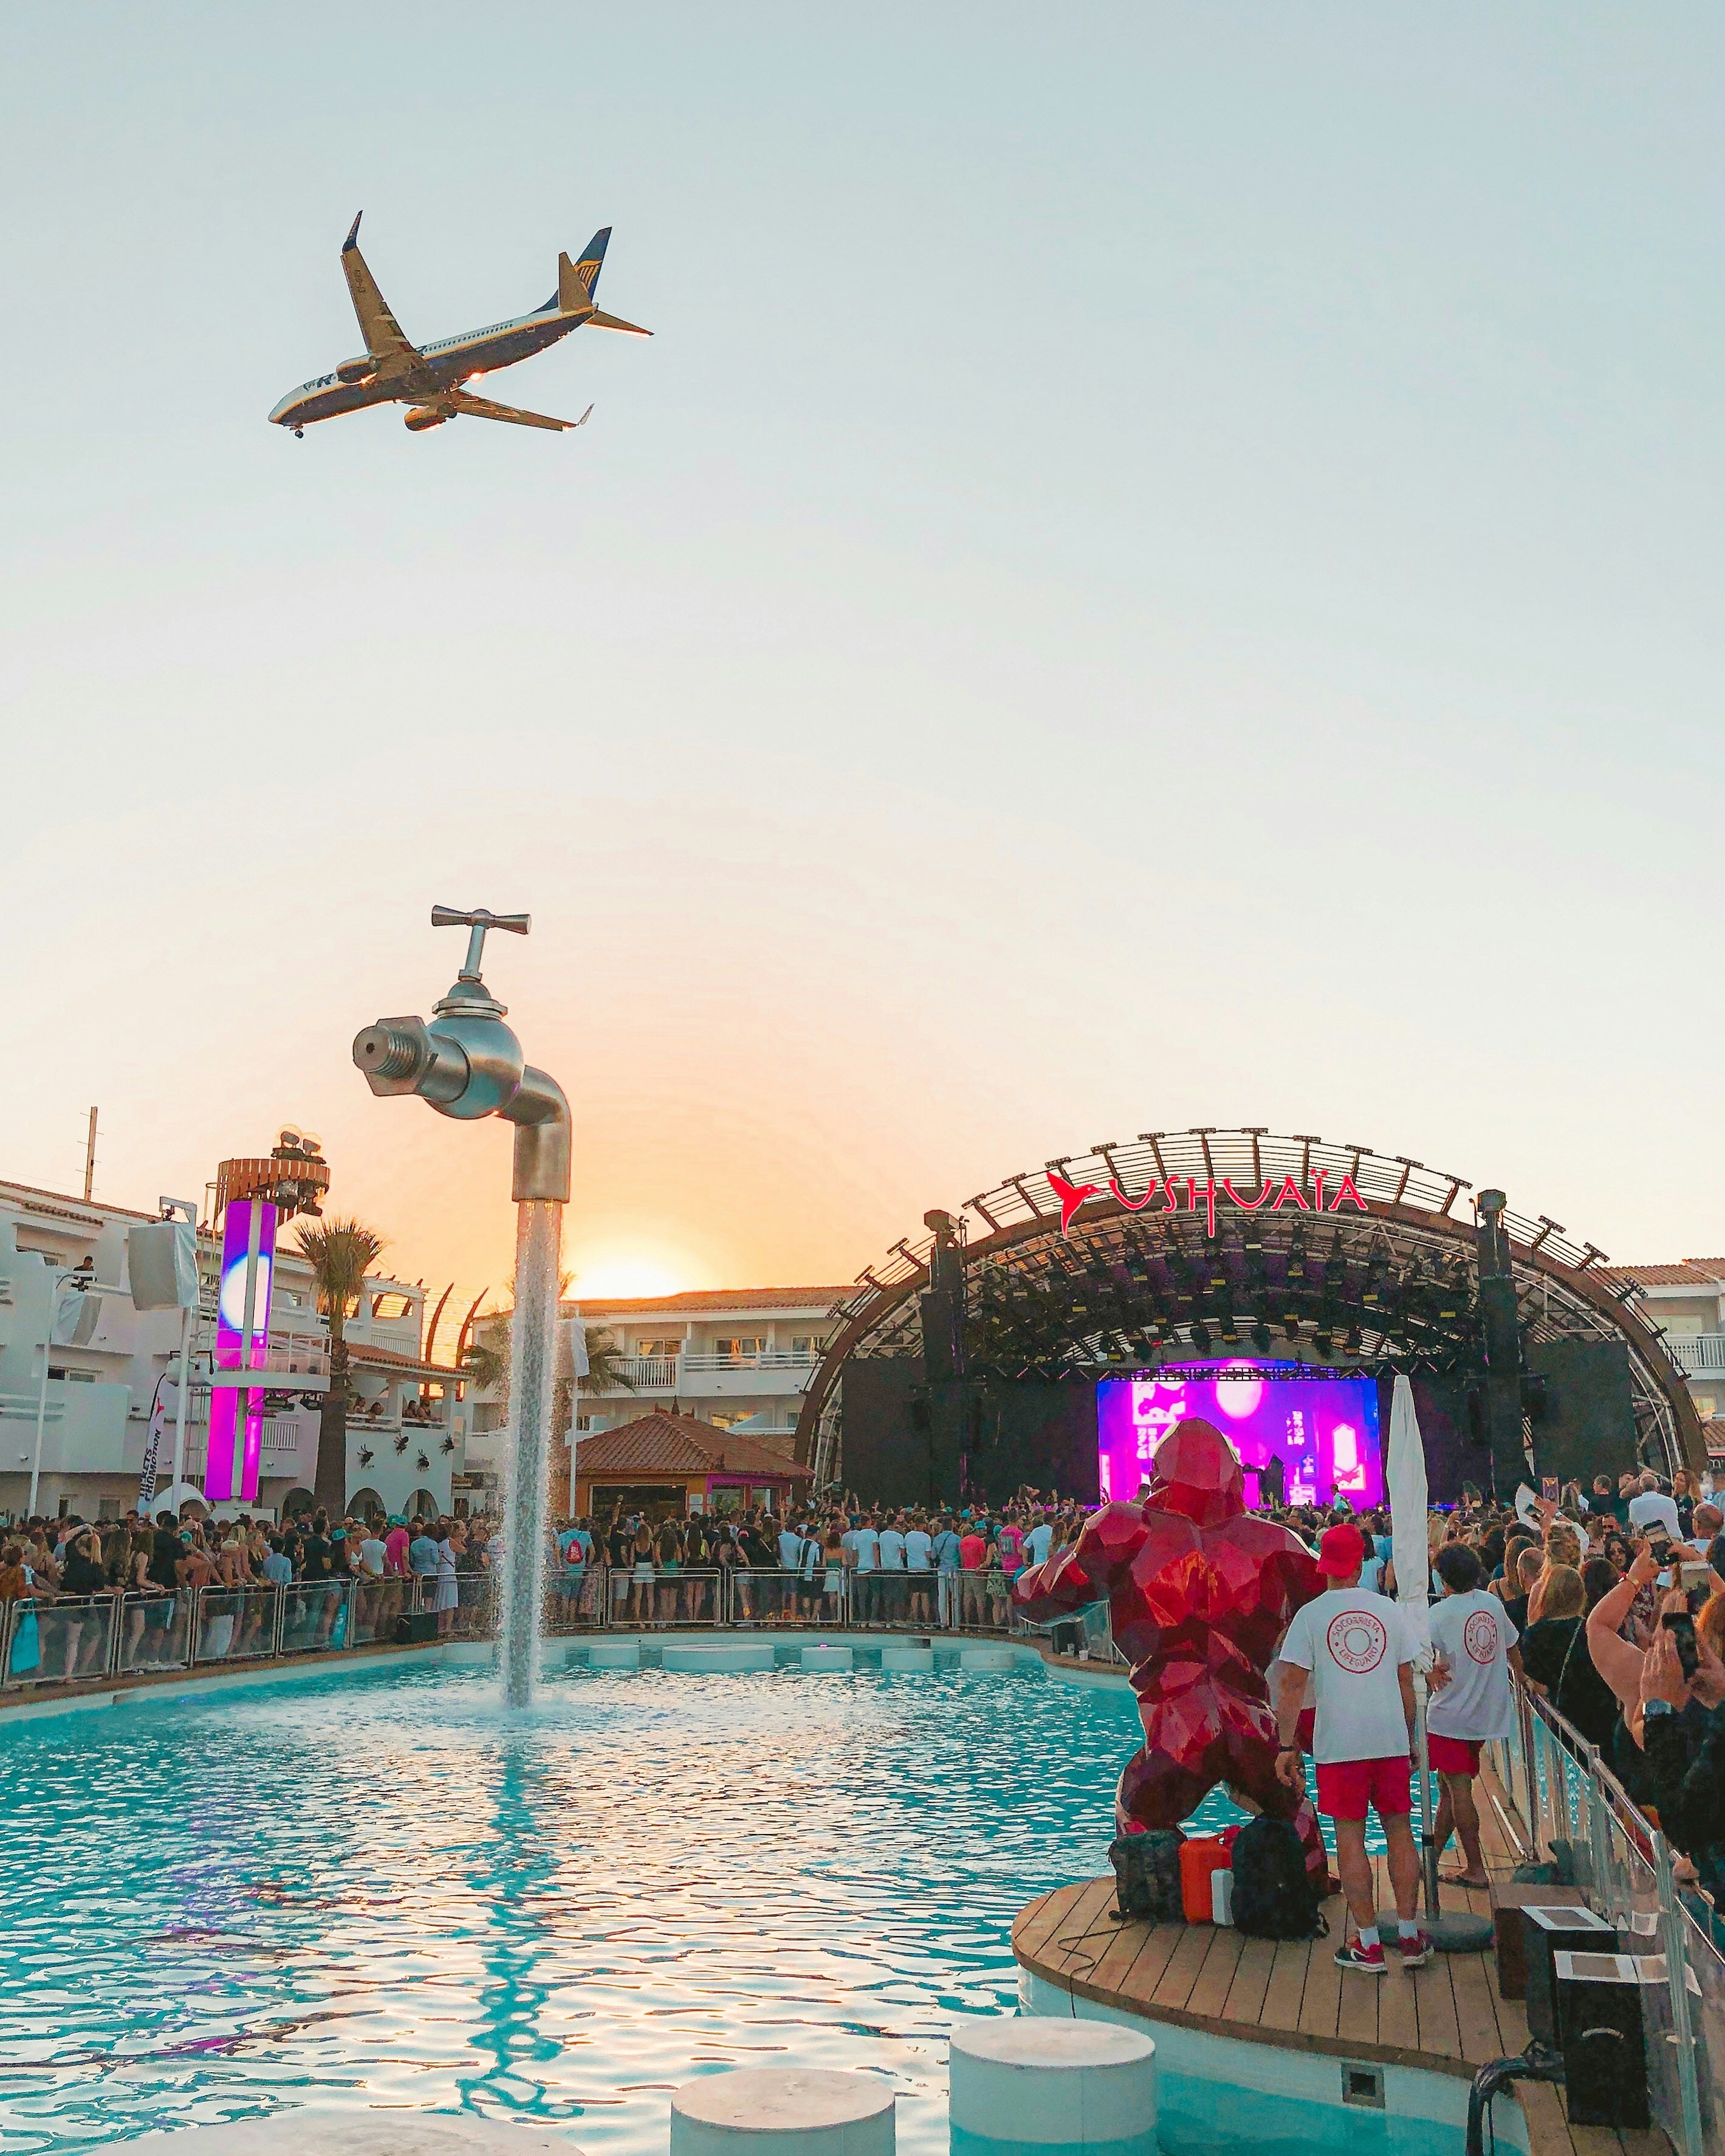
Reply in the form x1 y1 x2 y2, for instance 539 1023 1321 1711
1097 1360 1383 1511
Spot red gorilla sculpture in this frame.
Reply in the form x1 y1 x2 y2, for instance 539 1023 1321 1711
1014 1416 1327 1876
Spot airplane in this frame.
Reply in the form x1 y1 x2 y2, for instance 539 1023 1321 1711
268 215 650 438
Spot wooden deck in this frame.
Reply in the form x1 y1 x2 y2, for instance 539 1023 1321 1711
1013 1761 1668 2156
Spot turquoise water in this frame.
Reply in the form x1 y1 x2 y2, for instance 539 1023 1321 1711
3 1652 1261 2156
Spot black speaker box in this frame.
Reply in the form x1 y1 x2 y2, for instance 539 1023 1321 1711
394 1611 438 1644
1521 1903 1619 2041
1553 1950 1652 2129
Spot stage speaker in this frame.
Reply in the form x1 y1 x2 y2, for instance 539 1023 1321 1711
1553 1951 1652 2129
394 1612 438 1644
127 1218 198 1311
1527 1338 1639 1488
1521 1904 1619 2041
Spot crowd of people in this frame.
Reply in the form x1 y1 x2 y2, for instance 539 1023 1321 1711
1253 1464 1725 1939
0 1505 501 1681
544 1494 1091 1629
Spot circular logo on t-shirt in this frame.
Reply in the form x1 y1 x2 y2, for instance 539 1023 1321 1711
1327 1607 1389 1674
1463 1608 1500 1665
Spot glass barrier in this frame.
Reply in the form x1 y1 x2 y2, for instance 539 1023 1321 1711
349 1574 411 1645
193 1584 280 1664
115 1590 192 1675
728 1568 829 1628
543 1560 604 1634
1 1592 120 1688
278 1579 353 1655
848 1570 939 1629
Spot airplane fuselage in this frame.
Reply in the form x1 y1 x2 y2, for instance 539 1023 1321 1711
268 303 576 430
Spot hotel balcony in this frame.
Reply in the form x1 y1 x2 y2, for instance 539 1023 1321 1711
1662 1333 1725 1376
594 1352 817 1401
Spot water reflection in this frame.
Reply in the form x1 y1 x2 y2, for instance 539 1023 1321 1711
0 1657 1187 2156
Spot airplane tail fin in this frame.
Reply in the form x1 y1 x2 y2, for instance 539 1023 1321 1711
558 229 611 312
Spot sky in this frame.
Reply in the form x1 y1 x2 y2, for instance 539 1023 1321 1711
4 5 1724 1327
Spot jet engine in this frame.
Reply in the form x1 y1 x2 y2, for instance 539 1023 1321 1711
335 355 376 385
404 407 449 433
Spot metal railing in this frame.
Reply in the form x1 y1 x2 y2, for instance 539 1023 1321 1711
1487 1683 1720 2156
1 1559 1037 1695
1662 1335 1725 1376
607 1567 727 1628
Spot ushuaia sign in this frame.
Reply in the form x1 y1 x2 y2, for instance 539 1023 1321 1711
1047 1167 1370 1239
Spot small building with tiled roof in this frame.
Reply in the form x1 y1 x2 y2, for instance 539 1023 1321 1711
572 1410 815 1521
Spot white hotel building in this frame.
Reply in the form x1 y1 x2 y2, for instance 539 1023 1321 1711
0 1174 471 1523
464 1286 844 1490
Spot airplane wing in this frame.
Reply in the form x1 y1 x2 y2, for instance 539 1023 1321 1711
340 213 419 372
442 389 589 432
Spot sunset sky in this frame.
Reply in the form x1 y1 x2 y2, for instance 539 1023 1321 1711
5 6 1724 1330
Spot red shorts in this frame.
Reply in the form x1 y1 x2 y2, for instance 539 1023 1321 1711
1428 1734 1483 1777
1314 1755 1413 1821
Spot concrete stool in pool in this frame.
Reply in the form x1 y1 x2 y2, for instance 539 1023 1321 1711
115 2113 586 2156
587 1640 641 1670
959 1645 1016 1672
673 2067 894 2156
949 2017 1156 2156
663 1641 777 1673
801 1643 854 1672
880 1646 935 1672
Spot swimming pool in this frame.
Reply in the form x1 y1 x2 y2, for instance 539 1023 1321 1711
5 1646 1252 2156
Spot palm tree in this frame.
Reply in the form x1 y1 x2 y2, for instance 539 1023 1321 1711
294 1217 386 1520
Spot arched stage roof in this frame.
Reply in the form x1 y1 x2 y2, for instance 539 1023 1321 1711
794 1127 1702 1476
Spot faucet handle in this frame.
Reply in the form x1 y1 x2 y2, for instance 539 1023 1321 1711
431 905 532 981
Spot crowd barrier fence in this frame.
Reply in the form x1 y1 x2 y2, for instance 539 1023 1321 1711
1487 1681 1720 2156
1 1560 1046 1691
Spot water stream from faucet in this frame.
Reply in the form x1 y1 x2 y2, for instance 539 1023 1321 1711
501 1198 562 1708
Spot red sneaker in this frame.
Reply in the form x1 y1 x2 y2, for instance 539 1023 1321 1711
1334 1938 1387 1973
1397 1931 1432 1969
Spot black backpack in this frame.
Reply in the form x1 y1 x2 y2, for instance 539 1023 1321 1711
1108 1828 1184 1921
1229 1817 1327 1940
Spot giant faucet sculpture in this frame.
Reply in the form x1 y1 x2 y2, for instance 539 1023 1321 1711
354 906 570 1708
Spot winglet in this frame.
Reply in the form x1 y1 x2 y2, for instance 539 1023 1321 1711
343 211 363 252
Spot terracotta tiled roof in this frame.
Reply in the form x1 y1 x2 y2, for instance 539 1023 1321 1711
1595 1263 1725 1288
1706 1418 1725 1458
349 1342 462 1380
567 1286 848 1317
575 1412 814 1480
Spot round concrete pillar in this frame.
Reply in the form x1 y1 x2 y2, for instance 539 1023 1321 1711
959 1646 1015 1672
880 1647 935 1673
663 1642 777 1673
949 2017 1155 2156
801 1644 854 1672
586 1641 640 1670
671 2068 894 2156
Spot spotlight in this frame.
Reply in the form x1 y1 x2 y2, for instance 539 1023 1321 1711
1252 1323 1273 1354
1343 1325 1363 1355
1313 1328 1334 1357
1283 1317 1300 1341
1190 1321 1212 1353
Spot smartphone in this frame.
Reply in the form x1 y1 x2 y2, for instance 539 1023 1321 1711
1662 1609 1701 1681
1649 1533 1673 1564
1542 1477 1560 1504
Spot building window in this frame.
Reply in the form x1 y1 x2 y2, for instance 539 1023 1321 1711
713 1337 766 1363
637 1339 681 1359
791 1334 824 1358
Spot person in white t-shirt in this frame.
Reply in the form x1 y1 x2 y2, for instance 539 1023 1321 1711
1426 1542 1521 1889
851 1517 880 1624
1025 1516 1054 1567
904 1520 934 1625
1627 1473 1682 1544
1274 1521 1424 1974
877 1517 908 1622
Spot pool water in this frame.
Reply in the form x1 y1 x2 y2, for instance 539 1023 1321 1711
6 1652 1265 2156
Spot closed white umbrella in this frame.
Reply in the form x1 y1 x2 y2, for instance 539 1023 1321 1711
1386 1375 1490 1952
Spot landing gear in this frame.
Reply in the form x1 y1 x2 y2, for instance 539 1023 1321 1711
293 427 304 439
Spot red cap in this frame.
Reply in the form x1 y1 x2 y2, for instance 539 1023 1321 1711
1316 1522 1365 1577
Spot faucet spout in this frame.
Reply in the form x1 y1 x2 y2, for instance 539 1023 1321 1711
504 1066 571 1204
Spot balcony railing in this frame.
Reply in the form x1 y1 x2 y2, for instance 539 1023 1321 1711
1662 1333 1725 1376
597 1351 818 1394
